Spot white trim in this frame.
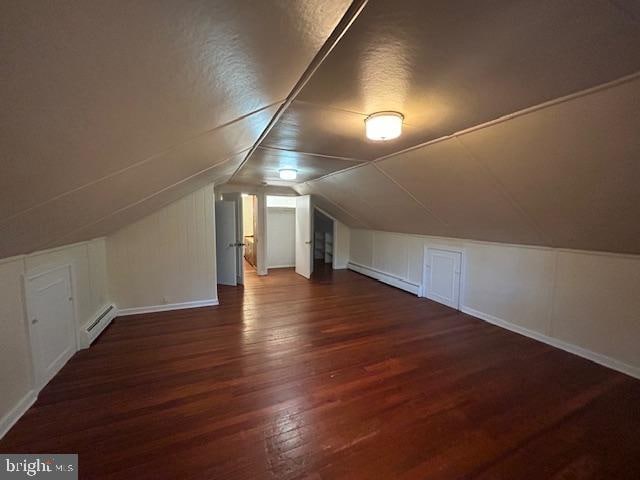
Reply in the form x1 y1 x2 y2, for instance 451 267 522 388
358 228 640 261
117 299 219 316
421 244 466 306
267 264 295 269
348 262 420 295
461 306 640 380
0 237 108 266
0 390 37 440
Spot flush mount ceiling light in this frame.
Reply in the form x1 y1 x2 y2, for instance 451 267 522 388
365 111 404 141
279 168 297 181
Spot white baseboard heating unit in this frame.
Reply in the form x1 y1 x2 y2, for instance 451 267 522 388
81 304 117 348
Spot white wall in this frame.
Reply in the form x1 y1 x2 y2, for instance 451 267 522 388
0 238 110 437
267 207 295 268
106 184 217 313
349 229 640 378
333 220 350 269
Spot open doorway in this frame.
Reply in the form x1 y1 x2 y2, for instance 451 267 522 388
242 193 257 273
313 209 334 275
266 195 296 270
216 191 257 287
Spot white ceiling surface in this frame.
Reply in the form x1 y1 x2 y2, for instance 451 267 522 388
0 0 353 258
296 76 640 254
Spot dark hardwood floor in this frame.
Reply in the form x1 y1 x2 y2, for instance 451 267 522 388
2 266 639 479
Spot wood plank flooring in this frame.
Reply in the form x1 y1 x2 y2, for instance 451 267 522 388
2 265 639 479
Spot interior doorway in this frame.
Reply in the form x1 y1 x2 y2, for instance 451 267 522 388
266 195 297 271
242 193 257 272
313 209 334 275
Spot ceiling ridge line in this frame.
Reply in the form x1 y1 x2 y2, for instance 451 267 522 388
296 182 372 229
372 163 451 229
1 150 248 249
227 0 370 183
300 70 640 188
0 101 280 229
454 136 553 246
257 145 365 163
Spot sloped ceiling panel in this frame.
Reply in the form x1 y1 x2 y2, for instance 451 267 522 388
0 0 353 258
303 76 640 254
0 104 279 256
308 164 451 236
60 154 246 247
377 139 549 246
459 77 640 254
294 183 368 229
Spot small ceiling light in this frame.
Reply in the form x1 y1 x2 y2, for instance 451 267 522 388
279 168 297 181
365 111 403 141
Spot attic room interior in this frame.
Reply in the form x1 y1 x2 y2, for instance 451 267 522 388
1 0 639 478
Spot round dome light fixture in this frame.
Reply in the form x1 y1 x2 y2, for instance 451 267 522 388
279 168 298 181
365 111 403 141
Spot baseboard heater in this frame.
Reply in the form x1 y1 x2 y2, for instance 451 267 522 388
82 304 117 348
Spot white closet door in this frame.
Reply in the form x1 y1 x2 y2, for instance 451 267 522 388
215 200 238 286
426 249 462 309
26 266 76 389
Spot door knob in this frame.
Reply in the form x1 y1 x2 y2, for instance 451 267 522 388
31 318 38 325
305 240 312 245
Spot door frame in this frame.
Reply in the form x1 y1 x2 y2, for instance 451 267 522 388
313 206 337 269
215 199 238 286
23 264 78 390
420 244 466 309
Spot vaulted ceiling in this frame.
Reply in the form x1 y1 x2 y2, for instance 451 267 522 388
0 0 356 258
2 0 639 258
252 0 640 254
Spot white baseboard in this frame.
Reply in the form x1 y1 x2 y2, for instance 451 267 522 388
268 264 295 269
0 390 37 440
348 262 420 295
117 298 219 316
461 306 640 380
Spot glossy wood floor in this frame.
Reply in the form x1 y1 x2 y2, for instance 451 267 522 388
2 265 640 479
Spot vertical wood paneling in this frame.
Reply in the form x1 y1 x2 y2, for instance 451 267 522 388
0 259 32 422
349 228 640 371
106 185 217 310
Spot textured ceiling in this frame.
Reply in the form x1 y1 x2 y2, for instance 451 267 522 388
256 0 640 255
0 0 354 258
239 0 640 185
296 75 640 254
3 0 639 258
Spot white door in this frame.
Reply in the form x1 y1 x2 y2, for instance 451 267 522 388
425 249 462 309
215 200 237 286
223 192 244 285
295 195 312 279
26 266 76 389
